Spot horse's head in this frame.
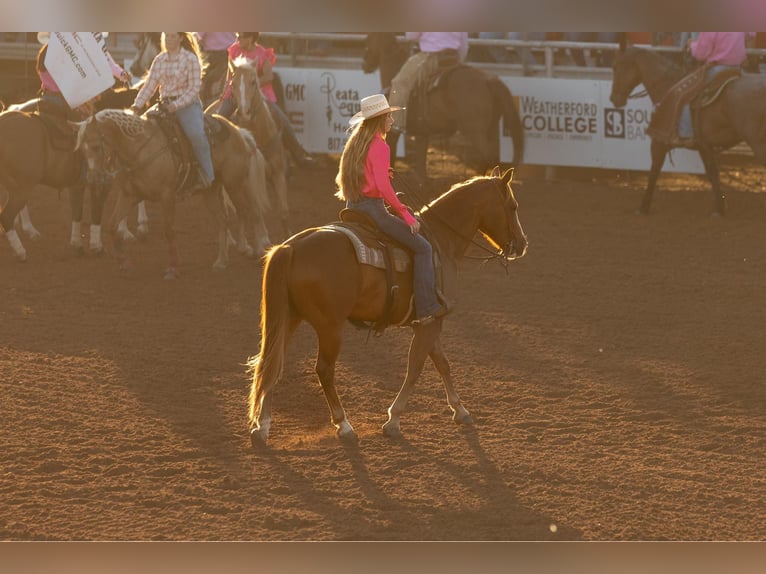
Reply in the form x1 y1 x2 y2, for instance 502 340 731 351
130 33 161 78
361 33 382 74
230 57 262 122
72 109 146 186
610 47 643 108
481 167 527 262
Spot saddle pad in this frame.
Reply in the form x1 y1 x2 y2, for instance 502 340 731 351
324 224 410 273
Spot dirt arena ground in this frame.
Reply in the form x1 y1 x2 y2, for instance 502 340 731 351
2 148 765 542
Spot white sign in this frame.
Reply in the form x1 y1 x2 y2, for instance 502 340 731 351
46 32 114 109
275 67 705 175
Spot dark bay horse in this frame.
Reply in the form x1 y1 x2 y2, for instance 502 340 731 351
362 33 525 178
3 86 150 255
74 109 270 278
610 44 766 216
248 167 527 447
0 108 85 261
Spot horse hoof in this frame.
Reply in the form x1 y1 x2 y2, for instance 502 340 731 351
454 413 474 426
24 230 41 241
164 267 180 280
250 428 268 449
212 261 228 271
711 212 723 219
382 423 402 439
15 253 28 263
337 430 359 445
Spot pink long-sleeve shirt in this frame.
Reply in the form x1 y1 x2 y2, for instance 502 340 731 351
690 32 753 66
405 32 469 62
361 134 416 226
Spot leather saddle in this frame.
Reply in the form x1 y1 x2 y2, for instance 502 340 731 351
330 207 445 334
647 64 741 145
148 107 229 192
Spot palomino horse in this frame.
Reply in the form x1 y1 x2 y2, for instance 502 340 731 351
248 167 527 447
4 87 150 252
362 33 525 178
610 43 766 216
74 109 270 278
229 57 291 239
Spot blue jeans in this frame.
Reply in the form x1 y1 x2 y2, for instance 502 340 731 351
347 197 440 318
175 99 214 184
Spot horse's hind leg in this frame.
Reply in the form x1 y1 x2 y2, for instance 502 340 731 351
639 139 669 215
315 326 356 441
698 145 725 216
1 191 29 261
383 321 441 438
428 336 473 426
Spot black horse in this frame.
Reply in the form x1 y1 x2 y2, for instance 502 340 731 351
362 33 525 178
610 40 766 216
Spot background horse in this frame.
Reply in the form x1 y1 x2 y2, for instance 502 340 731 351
129 33 161 79
248 167 527 447
4 87 150 254
0 108 87 261
75 109 270 278
362 33 525 178
610 42 766 216
229 58 292 239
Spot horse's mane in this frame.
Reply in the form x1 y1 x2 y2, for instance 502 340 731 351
421 174 497 214
94 108 147 137
232 56 257 72
628 46 684 82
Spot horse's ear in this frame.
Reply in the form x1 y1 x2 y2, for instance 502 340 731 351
618 32 627 52
489 165 501 177
502 167 514 185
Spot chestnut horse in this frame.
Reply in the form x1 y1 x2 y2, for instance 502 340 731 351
362 33 525 178
74 109 270 278
610 43 766 216
248 167 527 447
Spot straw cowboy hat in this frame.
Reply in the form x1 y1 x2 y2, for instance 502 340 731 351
37 32 109 44
349 94 404 126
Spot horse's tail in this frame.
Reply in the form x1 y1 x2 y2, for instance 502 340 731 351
247 244 293 425
239 127 270 212
490 76 525 166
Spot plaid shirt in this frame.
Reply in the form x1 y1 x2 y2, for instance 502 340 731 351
134 49 202 110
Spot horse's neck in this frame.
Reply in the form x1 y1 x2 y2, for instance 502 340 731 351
637 50 683 103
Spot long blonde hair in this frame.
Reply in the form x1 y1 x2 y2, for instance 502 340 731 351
335 114 388 202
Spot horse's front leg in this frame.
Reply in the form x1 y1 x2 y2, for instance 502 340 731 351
383 320 441 438
107 184 136 273
639 139 669 215
159 193 180 279
315 327 357 442
86 183 109 254
15 205 41 240
698 145 725 217
200 185 230 270
429 336 473 426
68 185 86 253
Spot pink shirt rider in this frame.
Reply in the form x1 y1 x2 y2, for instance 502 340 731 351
223 42 277 103
361 134 416 226
405 32 469 61
196 32 237 51
690 32 754 66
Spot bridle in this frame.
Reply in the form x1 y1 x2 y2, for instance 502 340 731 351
394 173 526 272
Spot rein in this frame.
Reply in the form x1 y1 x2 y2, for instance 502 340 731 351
393 172 521 271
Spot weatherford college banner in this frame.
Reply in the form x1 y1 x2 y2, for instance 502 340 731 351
46 32 114 109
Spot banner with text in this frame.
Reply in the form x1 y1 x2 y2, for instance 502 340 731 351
275 67 705 175
46 32 114 109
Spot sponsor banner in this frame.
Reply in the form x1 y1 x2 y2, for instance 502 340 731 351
46 32 114 109
276 67 704 174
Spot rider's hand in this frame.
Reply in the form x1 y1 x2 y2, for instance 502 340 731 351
409 220 420 234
